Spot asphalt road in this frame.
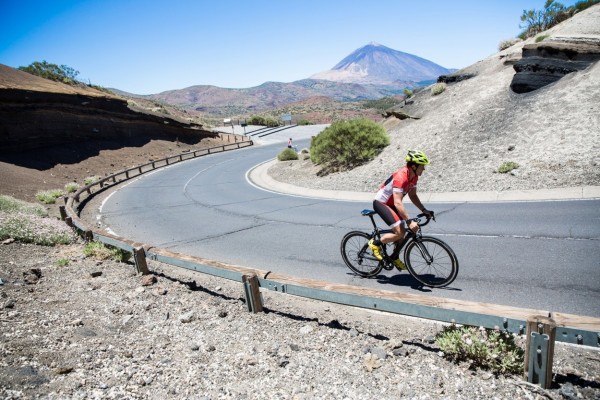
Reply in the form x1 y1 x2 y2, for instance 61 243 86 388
98 139 600 317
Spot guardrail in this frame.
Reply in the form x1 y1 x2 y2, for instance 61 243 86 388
61 135 600 388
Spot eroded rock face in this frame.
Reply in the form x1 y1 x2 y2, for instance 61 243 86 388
510 41 600 93
0 89 215 152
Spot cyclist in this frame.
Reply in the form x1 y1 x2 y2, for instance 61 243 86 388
368 150 434 270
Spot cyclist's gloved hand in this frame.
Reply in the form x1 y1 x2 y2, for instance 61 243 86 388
408 220 419 233
422 209 434 219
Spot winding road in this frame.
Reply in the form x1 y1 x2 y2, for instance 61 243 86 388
98 135 600 317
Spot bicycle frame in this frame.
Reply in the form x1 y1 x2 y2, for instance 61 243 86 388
343 209 458 287
362 209 432 265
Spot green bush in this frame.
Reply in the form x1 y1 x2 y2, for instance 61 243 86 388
535 34 550 42
88 84 113 94
498 161 520 173
56 258 70 267
431 83 447 96
0 214 74 246
277 148 299 161
297 119 312 126
310 118 389 174
35 189 65 204
247 115 280 127
0 195 47 217
84 241 132 262
83 176 100 185
498 38 520 50
64 182 80 193
436 324 524 375
0 196 75 246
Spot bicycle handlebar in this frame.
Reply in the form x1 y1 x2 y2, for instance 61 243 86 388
361 209 435 231
412 211 435 227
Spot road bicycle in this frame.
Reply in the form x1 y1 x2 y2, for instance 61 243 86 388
340 210 459 288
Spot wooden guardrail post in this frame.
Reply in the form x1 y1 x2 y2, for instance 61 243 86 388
133 247 150 275
59 206 67 221
242 274 263 313
525 315 556 389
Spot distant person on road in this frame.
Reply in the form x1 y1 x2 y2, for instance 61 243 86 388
368 150 434 270
288 138 293 148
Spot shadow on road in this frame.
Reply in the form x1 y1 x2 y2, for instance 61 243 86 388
374 273 462 293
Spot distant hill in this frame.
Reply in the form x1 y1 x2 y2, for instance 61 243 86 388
310 42 452 84
143 43 449 119
145 79 406 118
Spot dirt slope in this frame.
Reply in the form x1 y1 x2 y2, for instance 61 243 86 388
0 65 224 202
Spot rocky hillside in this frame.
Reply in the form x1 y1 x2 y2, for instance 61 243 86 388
0 64 229 201
0 65 217 153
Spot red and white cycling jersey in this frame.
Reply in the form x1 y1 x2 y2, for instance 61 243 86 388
374 166 418 206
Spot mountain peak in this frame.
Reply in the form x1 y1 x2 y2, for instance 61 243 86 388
310 43 450 85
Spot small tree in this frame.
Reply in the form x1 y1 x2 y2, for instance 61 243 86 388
310 118 389 175
247 115 280 127
519 0 568 38
498 38 521 51
18 60 80 85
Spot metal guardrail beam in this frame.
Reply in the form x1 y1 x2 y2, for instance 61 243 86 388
260 279 528 331
147 249 247 283
62 136 600 348
69 139 252 207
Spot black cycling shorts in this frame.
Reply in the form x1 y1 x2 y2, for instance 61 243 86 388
373 200 402 228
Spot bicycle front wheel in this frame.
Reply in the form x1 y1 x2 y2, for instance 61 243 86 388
340 231 383 277
404 236 458 288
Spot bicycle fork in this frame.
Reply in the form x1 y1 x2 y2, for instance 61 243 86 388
412 238 434 264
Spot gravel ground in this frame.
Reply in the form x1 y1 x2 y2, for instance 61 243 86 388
1 242 600 399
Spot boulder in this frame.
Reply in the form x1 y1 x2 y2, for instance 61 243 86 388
437 73 476 84
381 110 420 120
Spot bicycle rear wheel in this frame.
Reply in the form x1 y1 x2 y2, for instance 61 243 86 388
404 236 458 288
340 231 383 277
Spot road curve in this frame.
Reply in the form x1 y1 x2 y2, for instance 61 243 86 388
98 132 600 317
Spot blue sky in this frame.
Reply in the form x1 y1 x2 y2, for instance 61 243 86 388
1 0 563 94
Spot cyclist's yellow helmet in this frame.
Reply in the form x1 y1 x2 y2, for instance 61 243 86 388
406 150 430 165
